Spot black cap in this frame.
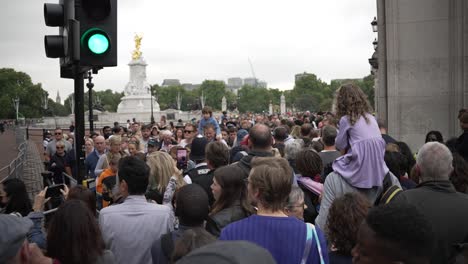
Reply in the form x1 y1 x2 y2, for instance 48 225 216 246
148 138 158 147
189 137 208 161
226 121 237 128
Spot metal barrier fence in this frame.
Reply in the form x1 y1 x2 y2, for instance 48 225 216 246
0 127 27 183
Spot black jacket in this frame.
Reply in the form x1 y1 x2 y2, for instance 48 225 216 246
233 150 274 179
206 204 249 237
393 180 468 264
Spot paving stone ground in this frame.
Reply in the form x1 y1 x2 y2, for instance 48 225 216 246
0 129 20 174
0 127 44 200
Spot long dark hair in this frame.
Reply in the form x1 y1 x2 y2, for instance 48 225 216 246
47 200 105 264
2 178 32 216
210 166 252 216
67 185 97 217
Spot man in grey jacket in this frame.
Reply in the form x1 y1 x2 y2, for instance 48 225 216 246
315 170 400 233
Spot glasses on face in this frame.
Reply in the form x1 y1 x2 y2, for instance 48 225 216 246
55 133 62 135
184 130 194 134
288 202 306 210
56 146 64 149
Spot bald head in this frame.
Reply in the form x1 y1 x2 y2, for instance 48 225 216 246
94 136 106 153
249 124 272 150
417 142 453 182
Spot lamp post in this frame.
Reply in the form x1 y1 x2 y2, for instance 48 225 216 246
13 98 19 125
147 86 155 124
371 17 378 32
86 71 94 132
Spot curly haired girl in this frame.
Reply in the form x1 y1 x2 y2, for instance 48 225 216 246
332 83 389 188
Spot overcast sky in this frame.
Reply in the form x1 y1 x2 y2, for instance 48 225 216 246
1 0 376 100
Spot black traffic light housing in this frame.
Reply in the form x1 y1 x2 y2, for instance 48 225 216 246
44 0 79 68
78 0 117 67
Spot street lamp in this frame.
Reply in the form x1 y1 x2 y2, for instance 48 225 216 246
13 97 19 125
86 71 94 132
147 86 155 124
371 17 378 32
368 51 378 70
372 38 378 50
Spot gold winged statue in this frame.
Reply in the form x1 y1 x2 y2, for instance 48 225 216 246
132 34 143 60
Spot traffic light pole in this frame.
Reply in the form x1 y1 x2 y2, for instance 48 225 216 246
74 65 86 184
86 71 94 133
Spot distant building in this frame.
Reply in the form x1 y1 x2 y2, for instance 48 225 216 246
228 77 243 87
295 72 316 82
331 78 363 84
182 83 201 91
225 77 242 95
161 79 181 87
258 81 267 88
56 91 61 105
243 78 258 87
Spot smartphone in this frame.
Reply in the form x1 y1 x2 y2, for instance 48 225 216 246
176 149 188 170
45 184 65 198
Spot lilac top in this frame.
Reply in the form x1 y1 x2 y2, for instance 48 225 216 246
332 114 388 188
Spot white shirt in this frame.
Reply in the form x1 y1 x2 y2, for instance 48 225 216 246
99 195 174 264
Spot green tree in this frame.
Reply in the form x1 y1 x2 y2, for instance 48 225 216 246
0 68 47 118
198 80 226 110
291 74 330 111
356 75 375 109
238 85 270 113
152 84 187 110
63 89 124 114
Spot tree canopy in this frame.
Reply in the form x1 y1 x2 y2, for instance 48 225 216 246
0 68 376 118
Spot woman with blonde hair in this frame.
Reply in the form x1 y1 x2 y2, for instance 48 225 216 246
146 151 186 204
290 125 302 139
127 140 146 160
84 138 94 158
94 136 126 178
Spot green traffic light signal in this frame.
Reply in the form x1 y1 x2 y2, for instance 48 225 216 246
88 33 109 54
81 28 110 55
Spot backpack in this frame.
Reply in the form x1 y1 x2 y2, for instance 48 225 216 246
161 232 174 260
374 173 403 206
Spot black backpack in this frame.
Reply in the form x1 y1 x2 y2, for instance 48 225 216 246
161 232 174 260
374 173 403 206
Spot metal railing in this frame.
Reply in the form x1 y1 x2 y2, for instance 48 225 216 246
0 141 27 183
0 127 27 183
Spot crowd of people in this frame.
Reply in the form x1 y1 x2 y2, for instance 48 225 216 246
1 83 468 264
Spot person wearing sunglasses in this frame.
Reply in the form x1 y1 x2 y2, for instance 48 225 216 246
179 124 197 148
45 128 72 162
48 142 68 184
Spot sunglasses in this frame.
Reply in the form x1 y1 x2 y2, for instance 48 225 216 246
55 133 62 135
184 130 194 134
56 146 64 149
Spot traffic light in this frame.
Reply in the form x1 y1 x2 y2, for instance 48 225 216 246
78 0 117 67
44 0 78 67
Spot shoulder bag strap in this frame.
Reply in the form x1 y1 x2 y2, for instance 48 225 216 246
300 223 314 264
311 224 325 264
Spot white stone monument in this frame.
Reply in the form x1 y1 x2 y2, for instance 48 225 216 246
280 94 286 114
117 34 160 114
269 101 273 114
221 96 227 112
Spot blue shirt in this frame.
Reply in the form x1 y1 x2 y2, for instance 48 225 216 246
198 117 221 135
220 215 329 264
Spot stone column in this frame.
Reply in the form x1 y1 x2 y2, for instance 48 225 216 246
280 94 286 115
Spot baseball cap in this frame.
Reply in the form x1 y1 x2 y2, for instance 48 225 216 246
0 214 33 260
148 138 158 147
176 241 276 264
